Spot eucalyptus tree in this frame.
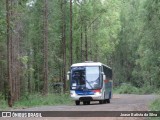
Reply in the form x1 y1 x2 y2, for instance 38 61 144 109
5 0 28 107
6 0 13 107
43 0 49 95
0 0 7 98
70 0 73 65
137 0 160 88
111 0 144 86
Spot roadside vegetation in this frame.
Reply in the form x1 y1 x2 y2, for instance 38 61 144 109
0 93 8 110
114 84 139 94
150 98 160 111
114 84 160 95
0 0 160 108
0 93 72 110
114 84 160 120
149 96 160 120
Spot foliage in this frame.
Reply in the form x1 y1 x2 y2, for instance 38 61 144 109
0 100 8 110
114 84 160 94
114 84 139 94
14 93 72 108
139 85 159 94
149 96 160 120
150 97 160 111
1 0 160 107
113 0 160 90
136 0 160 88
0 93 8 110
0 93 72 110
0 93 72 109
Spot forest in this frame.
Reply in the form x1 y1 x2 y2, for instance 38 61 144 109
0 0 160 107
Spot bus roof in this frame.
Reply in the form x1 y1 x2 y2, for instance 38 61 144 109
71 61 111 69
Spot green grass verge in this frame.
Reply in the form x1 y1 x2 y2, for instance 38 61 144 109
150 97 160 111
0 100 8 110
149 96 160 120
0 93 72 110
0 93 8 110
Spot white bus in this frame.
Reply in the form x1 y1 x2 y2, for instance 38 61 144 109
67 61 113 105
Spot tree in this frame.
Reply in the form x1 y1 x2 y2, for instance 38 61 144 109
1 0 160 108
61 0 67 92
5 0 27 106
70 0 73 65
6 0 13 107
136 0 160 87
112 0 143 86
43 0 49 95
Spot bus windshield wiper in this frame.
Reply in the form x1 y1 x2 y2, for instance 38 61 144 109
85 79 93 89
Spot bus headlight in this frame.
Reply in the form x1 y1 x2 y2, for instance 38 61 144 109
94 92 101 95
70 91 76 96
92 89 101 95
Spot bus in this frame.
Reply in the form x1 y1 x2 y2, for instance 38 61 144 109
67 61 113 105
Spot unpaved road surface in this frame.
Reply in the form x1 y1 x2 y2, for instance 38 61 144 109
0 94 157 120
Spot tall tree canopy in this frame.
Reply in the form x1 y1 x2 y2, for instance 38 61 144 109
0 0 160 106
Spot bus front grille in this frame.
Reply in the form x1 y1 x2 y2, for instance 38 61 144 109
79 97 93 101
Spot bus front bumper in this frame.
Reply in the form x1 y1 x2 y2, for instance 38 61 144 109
70 91 104 101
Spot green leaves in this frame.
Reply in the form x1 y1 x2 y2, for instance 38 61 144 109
1 0 160 103
19 56 29 65
112 0 160 90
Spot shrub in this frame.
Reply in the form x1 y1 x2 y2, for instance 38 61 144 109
114 83 139 94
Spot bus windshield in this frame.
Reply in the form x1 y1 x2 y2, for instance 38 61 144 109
71 66 101 90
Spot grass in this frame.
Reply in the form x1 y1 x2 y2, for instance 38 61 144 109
114 84 160 119
0 100 8 110
0 93 72 110
0 93 8 110
149 96 160 120
150 97 160 111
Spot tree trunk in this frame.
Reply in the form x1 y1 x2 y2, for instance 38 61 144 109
85 25 88 61
43 0 49 95
70 0 73 65
61 0 67 92
89 24 92 61
6 0 13 107
81 26 83 62
10 0 21 102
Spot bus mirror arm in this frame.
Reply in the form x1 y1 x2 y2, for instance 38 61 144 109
67 71 70 81
101 72 106 81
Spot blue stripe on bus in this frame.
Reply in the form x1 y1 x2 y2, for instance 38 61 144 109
75 90 94 95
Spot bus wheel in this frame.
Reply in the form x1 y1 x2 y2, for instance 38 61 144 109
103 99 107 104
99 100 103 104
83 101 87 105
86 101 90 105
75 100 80 105
106 99 110 103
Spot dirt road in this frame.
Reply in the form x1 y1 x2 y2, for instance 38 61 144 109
1 94 157 120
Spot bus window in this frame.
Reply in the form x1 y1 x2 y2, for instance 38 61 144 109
86 67 100 89
71 67 86 90
71 66 101 90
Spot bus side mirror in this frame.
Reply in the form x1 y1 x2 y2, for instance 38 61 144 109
103 75 106 81
101 72 106 81
67 71 70 81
